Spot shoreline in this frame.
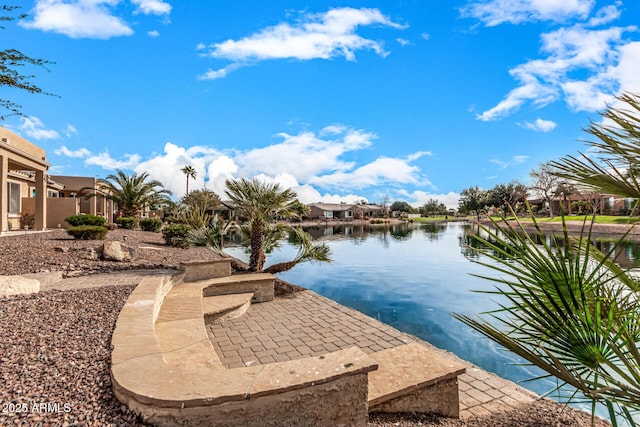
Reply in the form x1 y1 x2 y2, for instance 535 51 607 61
0 229 614 426
478 218 640 241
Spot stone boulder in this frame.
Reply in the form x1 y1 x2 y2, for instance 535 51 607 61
0 276 40 297
102 241 136 262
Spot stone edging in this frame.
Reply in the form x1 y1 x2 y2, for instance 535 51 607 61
110 264 379 426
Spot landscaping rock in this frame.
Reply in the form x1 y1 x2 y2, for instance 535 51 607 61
0 275 40 297
102 241 135 262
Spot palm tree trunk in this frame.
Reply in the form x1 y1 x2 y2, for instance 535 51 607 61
249 219 265 271
264 261 297 274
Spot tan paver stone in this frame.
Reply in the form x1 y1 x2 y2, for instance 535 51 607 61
466 387 494 404
162 339 222 369
247 347 377 398
202 292 253 319
368 343 466 407
156 293 202 322
155 318 207 353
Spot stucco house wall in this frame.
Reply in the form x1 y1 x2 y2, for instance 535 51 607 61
1 127 49 232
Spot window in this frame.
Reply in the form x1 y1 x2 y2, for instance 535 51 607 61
7 182 20 214
605 197 615 210
47 190 59 198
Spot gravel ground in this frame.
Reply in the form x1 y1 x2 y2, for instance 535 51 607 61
0 229 612 426
0 229 221 277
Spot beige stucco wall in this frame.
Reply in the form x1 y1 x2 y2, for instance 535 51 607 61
1 127 49 232
46 198 79 228
0 127 46 161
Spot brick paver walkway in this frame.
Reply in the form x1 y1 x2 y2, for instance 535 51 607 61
207 289 538 419
208 291 415 368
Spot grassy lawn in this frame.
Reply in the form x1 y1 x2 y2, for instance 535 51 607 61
503 215 640 224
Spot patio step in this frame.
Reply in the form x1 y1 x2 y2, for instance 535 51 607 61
200 273 275 303
203 292 254 322
368 343 466 418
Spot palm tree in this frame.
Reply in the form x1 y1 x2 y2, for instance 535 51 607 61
225 178 299 271
85 170 172 219
224 178 331 274
181 165 197 195
263 227 331 274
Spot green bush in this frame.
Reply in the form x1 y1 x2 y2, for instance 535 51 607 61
162 224 193 248
65 214 106 227
140 218 163 232
67 225 108 240
115 217 138 230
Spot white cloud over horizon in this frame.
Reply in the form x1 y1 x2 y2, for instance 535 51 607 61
398 189 460 210
53 125 434 204
199 7 405 80
21 0 172 39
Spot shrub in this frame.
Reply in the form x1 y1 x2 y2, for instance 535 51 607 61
140 218 163 232
65 214 106 227
162 224 193 248
116 217 138 230
20 213 35 229
67 225 108 240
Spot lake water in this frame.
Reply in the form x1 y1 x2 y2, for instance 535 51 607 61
224 221 640 403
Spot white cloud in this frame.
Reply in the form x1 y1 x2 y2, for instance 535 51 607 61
86 151 142 170
134 142 222 196
236 127 376 182
396 38 411 46
131 0 171 15
610 41 640 94
398 189 460 210
490 155 529 169
21 0 171 39
477 16 639 121
63 125 432 202
63 124 77 138
421 33 430 41
21 0 134 39
19 116 60 140
461 0 594 26
148 30 160 37
197 63 246 80
309 154 429 190
55 145 91 157
199 7 405 79
518 118 557 132
247 173 368 204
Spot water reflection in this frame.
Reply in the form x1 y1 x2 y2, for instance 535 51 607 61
459 224 640 268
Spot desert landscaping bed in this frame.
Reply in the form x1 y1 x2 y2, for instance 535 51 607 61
0 230 611 426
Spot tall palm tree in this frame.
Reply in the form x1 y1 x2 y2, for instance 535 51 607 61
181 165 197 195
85 170 171 219
225 178 299 271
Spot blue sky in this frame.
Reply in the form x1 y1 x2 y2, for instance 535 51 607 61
3 0 640 208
